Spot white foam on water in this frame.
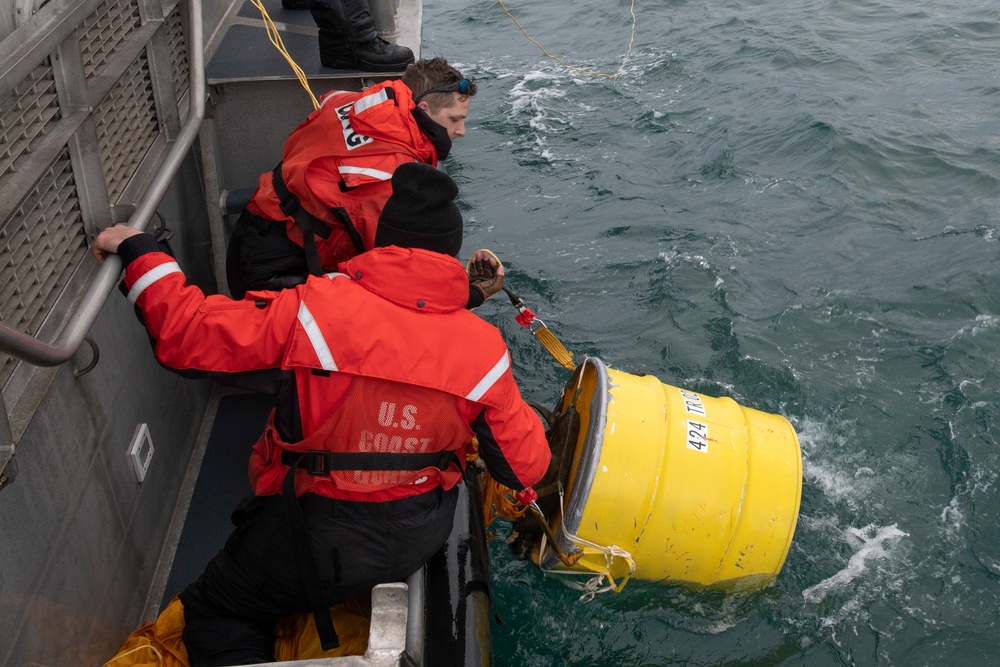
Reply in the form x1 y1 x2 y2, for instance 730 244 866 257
502 71 569 161
797 417 871 507
969 464 998 495
658 250 713 271
952 313 1000 339
802 523 909 605
658 250 678 264
939 496 965 540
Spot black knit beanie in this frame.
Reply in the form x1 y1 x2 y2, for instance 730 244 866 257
374 162 463 256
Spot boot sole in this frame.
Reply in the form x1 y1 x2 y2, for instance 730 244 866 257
319 56 414 72
354 57 416 72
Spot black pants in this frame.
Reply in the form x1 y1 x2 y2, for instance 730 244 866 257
225 209 310 299
179 488 458 666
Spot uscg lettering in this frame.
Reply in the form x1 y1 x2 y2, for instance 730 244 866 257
376 402 420 429
337 103 374 149
353 401 433 485
356 431 433 453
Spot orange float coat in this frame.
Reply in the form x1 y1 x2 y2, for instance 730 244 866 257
121 241 551 503
247 81 440 270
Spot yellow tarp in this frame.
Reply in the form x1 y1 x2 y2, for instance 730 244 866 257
103 596 370 666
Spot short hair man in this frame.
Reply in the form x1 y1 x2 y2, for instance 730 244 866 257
226 57 478 300
93 163 551 666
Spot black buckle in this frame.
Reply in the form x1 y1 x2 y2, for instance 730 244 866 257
435 450 459 471
277 191 299 217
271 164 300 217
279 196 299 217
303 450 331 476
282 449 333 476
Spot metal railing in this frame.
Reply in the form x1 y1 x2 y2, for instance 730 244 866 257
0 0 204 367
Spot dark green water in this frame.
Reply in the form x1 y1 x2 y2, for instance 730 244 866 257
423 1 1000 664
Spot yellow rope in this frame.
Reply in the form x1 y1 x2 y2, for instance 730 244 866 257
496 0 638 79
469 438 528 526
482 471 530 526
533 326 575 370
250 0 320 109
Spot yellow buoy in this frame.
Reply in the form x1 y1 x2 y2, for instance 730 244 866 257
534 357 802 591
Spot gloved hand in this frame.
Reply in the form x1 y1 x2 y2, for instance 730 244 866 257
468 250 505 303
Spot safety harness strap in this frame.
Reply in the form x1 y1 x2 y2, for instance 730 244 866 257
280 448 460 475
329 206 365 255
271 164 333 277
281 459 340 651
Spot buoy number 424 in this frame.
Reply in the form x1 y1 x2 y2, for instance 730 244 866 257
686 419 709 453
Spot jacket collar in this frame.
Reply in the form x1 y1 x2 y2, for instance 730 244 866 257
348 80 441 163
410 107 452 160
338 247 469 313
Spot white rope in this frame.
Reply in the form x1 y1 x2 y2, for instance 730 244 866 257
497 0 639 80
538 489 637 601
102 643 163 666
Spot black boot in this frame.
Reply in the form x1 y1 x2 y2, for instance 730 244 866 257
308 0 414 72
281 0 309 9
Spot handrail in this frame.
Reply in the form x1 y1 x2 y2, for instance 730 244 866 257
0 0 205 367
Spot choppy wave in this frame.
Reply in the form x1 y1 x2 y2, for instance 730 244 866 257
433 0 1000 664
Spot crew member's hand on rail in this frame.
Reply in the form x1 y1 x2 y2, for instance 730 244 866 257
92 224 142 263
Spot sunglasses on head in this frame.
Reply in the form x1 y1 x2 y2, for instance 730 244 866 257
413 79 471 105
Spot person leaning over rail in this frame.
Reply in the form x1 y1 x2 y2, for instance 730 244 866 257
92 163 551 666
226 57 483 300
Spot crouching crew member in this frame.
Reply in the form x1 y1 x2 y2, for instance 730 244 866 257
93 163 550 666
226 57 478 300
